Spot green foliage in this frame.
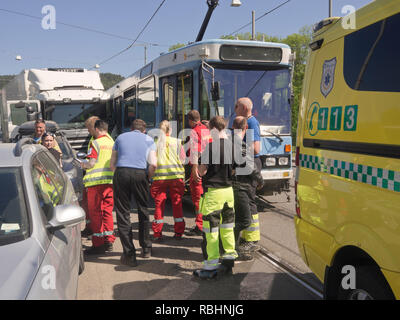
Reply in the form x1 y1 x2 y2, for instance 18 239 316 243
168 43 185 52
0 75 15 89
100 73 125 90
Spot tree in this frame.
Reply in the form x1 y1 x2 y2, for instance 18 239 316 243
100 73 125 90
168 43 185 52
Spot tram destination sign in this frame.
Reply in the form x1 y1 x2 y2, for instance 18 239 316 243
220 45 282 63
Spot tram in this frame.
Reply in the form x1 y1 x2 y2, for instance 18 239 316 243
107 39 294 196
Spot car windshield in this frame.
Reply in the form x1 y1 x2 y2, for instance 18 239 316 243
202 66 291 134
44 102 107 130
0 167 29 246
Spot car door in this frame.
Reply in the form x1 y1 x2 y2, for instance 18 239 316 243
27 151 80 299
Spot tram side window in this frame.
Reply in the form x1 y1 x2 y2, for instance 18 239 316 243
344 12 400 92
163 82 174 121
177 73 193 126
138 77 156 127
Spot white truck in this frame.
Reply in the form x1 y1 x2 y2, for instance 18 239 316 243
1 68 110 151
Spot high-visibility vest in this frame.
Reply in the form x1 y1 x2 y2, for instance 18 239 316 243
87 133 112 153
83 135 114 187
153 136 185 181
39 173 60 206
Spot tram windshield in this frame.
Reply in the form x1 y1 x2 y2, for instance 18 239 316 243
201 67 291 134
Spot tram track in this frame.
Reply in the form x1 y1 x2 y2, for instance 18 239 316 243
256 246 324 299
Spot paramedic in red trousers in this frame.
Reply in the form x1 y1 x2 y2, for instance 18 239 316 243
151 120 186 241
186 110 211 236
81 120 115 255
110 119 157 267
81 115 100 238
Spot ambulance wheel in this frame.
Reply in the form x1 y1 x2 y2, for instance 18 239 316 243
337 265 394 300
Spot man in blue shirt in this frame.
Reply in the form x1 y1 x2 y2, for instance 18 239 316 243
234 97 263 256
110 119 157 267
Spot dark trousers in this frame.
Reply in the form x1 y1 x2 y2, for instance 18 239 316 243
233 157 262 244
113 167 152 257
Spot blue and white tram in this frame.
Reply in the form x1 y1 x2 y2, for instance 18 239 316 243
107 39 294 196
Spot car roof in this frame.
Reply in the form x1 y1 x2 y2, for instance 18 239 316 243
0 142 42 167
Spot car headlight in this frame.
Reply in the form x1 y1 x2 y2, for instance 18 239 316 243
279 157 289 166
265 157 276 166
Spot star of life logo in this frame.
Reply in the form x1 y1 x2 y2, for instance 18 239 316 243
320 58 337 98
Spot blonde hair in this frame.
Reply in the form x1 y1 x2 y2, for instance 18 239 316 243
157 120 171 161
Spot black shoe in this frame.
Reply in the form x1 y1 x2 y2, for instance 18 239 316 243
151 236 163 243
217 264 233 276
236 251 254 261
84 245 106 255
104 242 113 252
120 254 138 267
173 233 183 240
193 269 218 280
186 226 202 236
81 227 93 238
142 247 152 258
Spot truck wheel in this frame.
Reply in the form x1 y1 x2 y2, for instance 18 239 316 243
78 245 85 275
337 265 394 300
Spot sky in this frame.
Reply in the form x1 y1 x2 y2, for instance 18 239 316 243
0 0 373 77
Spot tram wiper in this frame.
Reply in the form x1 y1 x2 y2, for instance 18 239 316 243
266 131 283 143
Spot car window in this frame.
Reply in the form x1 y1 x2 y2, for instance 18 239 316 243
31 152 65 220
0 167 29 246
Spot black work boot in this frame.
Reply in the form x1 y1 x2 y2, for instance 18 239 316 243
120 254 138 267
84 245 106 256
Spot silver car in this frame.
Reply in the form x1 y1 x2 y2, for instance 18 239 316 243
0 139 85 299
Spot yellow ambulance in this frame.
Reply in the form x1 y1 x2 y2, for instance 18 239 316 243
295 0 400 300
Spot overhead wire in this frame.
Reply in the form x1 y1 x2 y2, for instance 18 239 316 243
90 0 167 68
0 7 170 47
228 0 292 36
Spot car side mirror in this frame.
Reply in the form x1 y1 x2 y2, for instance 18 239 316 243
46 204 85 233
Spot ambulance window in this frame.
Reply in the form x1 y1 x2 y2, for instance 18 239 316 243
344 12 400 92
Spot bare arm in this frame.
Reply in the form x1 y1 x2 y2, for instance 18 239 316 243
198 164 208 178
254 140 261 155
81 158 96 170
147 150 157 179
110 150 118 172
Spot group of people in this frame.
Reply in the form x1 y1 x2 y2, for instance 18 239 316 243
33 96 264 280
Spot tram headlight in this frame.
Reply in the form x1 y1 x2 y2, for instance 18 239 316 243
278 157 289 166
265 157 276 167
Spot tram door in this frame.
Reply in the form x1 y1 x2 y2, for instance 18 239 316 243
161 72 193 135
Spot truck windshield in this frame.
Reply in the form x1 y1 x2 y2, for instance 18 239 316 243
0 168 29 246
44 102 107 129
201 67 291 134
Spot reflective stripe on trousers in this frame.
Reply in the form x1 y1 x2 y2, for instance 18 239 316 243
241 213 260 242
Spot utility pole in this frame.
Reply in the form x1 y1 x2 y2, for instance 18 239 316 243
329 0 332 17
252 10 256 40
144 45 147 65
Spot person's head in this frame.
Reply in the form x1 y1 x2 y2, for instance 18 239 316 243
42 132 55 149
235 97 253 117
131 119 146 133
85 116 100 137
188 110 201 128
94 120 108 138
209 116 227 132
232 116 248 140
159 120 171 135
34 119 46 138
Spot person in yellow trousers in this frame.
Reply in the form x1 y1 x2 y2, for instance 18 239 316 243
193 116 237 279
150 120 186 240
